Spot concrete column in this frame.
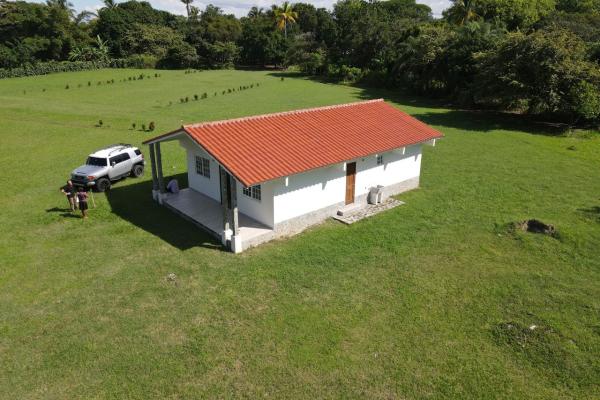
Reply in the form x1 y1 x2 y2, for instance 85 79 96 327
230 178 239 236
155 142 165 204
219 167 231 245
149 143 159 201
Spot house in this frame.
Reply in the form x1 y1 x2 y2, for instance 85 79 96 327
142 99 443 252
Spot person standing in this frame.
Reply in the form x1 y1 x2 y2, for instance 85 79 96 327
60 180 77 211
76 186 89 219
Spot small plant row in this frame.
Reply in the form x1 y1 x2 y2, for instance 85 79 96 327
170 82 260 106
63 73 162 90
94 119 156 132
130 121 156 132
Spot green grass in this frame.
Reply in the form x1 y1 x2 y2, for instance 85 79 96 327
0 69 599 399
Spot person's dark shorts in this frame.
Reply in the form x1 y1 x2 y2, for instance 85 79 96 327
79 201 88 211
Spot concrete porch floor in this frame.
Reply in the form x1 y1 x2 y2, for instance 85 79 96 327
162 188 273 244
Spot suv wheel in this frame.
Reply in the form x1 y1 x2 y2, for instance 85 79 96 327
96 177 111 192
131 164 144 178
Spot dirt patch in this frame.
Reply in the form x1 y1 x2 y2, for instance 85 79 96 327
515 219 557 236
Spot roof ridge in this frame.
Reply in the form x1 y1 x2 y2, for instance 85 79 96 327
183 99 384 130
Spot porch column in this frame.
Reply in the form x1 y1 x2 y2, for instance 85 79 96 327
155 142 165 204
229 177 241 253
148 143 159 201
220 167 231 245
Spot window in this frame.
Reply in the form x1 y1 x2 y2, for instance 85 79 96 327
134 149 141 156
86 156 107 167
195 156 210 178
243 185 261 201
376 155 383 165
109 153 130 165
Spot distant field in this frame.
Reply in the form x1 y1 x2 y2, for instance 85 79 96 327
0 69 599 399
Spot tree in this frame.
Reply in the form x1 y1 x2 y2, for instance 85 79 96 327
181 0 193 19
273 1 298 38
474 28 600 120
248 6 264 18
102 0 117 10
444 0 479 25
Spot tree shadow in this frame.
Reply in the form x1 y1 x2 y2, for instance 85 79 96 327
578 206 600 223
267 72 571 137
353 85 570 136
105 173 223 251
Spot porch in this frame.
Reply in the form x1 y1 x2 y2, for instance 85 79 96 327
162 188 273 246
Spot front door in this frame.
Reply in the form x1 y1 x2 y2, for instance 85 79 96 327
345 162 356 205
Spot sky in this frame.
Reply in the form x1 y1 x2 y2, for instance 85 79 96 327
54 0 452 19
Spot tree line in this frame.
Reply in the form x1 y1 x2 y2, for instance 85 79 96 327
1 0 599 124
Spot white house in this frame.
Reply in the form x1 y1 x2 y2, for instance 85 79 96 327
143 99 442 252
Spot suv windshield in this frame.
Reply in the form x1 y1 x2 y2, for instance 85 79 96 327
86 156 107 166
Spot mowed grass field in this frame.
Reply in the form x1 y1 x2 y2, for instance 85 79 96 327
0 69 599 399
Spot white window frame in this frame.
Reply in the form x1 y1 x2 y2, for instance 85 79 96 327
376 155 384 165
195 156 210 178
243 185 261 201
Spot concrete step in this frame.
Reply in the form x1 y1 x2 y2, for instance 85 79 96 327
337 203 361 216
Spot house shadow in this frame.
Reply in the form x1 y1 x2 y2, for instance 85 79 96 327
105 173 223 251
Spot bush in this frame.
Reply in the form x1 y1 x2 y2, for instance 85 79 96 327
194 94 198 100
0 60 117 79
132 123 136 130
141 124 146 131
149 121 155 131
327 64 364 83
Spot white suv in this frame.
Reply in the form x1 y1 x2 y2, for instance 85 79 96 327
71 144 145 191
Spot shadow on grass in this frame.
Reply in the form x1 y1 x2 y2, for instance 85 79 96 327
353 85 570 136
578 206 600 223
105 173 222 251
268 71 571 136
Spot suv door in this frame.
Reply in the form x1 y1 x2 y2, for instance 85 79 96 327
109 153 132 179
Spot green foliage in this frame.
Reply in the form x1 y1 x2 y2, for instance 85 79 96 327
474 28 600 120
569 81 600 121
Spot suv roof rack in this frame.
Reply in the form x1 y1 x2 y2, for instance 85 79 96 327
97 143 132 151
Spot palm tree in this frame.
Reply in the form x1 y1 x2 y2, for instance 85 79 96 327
181 0 194 19
444 0 478 25
46 0 75 18
273 2 298 39
248 6 264 18
74 10 97 25
102 0 117 10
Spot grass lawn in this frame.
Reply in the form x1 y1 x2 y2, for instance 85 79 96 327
0 69 599 399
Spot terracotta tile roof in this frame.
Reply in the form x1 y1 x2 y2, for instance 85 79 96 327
144 99 443 187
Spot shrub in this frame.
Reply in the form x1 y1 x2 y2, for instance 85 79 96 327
98 120 103 127
180 98 184 103
141 124 146 131
78 83 82 88
222 90 226 95
281 77 284 81
149 121 155 131
185 96 189 102
88 81 91 86
132 123 136 130
65 84 69 89
194 94 198 100
227 88 232 93
202 92 207 99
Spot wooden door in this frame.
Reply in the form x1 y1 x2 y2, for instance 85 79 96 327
345 162 356 205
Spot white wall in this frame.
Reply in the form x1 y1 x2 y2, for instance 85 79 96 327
272 145 422 224
179 136 221 203
236 179 275 228
355 144 422 196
